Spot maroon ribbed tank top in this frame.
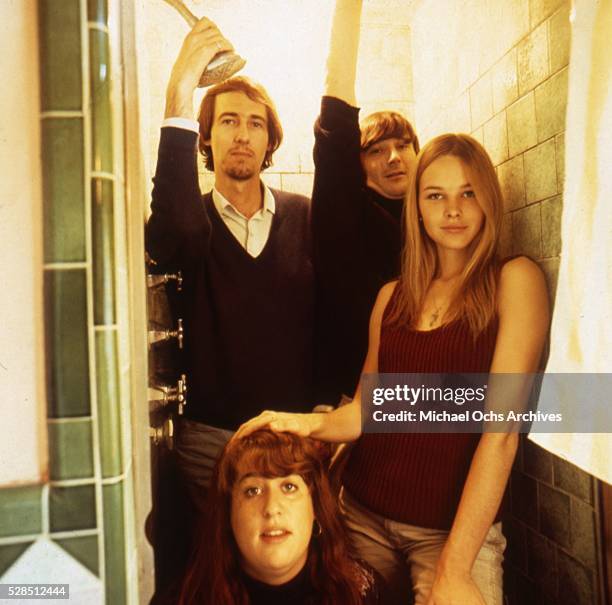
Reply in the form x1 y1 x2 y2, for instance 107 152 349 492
342 287 499 530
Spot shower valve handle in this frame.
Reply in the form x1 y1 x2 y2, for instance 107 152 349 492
147 271 183 291
148 318 184 348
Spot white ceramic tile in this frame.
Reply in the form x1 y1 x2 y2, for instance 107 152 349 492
1 538 102 605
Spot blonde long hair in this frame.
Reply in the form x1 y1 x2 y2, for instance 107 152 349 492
388 133 503 336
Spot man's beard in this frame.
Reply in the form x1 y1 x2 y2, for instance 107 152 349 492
222 157 257 181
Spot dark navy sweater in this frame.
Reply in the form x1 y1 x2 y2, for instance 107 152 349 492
311 97 403 403
146 127 314 429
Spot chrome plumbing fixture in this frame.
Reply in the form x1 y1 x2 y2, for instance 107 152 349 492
147 271 183 291
160 0 246 86
149 417 175 449
148 374 188 415
148 318 184 348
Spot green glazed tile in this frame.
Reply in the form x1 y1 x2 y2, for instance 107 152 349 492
55 535 99 576
42 119 86 263
103 482 126 605
89 29 114 173
95 331 123 477
0 486 42 538
38 0 82 111
88 0 108 25
92 179 116 325
48 420 94 480
49 485 97 532
0 542 33 576
45 269 91 418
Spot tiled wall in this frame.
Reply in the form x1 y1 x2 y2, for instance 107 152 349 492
506 438 602 604
409 0 604 603
0 1 138 603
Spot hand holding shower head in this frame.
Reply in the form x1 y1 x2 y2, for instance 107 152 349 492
161 0 246 87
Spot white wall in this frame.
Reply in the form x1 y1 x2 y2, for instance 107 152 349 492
137 0 414 198
0 1 46 485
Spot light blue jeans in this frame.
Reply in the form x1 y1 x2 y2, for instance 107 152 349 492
341 490 506 605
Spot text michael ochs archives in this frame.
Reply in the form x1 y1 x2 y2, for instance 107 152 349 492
370 384 563 424
362 376 571 433
362 373 612 433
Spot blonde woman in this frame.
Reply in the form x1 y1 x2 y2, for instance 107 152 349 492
237 134 550 605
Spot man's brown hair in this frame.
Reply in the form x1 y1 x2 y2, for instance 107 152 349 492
360 110 420 154
197 76 283 171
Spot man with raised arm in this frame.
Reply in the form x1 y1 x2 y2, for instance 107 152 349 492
310 1 419 602
146 19 315 505
312 0 420 405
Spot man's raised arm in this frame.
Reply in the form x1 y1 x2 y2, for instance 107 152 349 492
325 0 362 105
165 18 233 119
146 19 233 266
313 0 364 191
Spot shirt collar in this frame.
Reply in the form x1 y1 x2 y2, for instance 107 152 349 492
212 182 276 218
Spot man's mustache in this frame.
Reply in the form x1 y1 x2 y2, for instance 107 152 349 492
228 146 254 157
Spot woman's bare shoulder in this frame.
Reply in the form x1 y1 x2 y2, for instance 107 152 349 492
377 280 398 303
370 280 399 328
499 256 546 291
498 256 549 317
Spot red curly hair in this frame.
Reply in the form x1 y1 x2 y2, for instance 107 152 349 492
178 430 367 605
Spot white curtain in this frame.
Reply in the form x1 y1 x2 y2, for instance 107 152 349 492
529 0 612 484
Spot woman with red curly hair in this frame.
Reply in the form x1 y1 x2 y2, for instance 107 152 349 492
179 429 380 604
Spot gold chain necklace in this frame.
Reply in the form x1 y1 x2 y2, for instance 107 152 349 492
429 293 443 328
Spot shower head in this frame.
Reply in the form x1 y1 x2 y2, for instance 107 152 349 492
161 0 246 87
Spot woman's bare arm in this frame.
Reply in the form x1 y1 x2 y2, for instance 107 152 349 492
427 257 550 605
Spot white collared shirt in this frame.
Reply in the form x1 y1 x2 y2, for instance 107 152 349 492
161 118 276 258
211 186 275 257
